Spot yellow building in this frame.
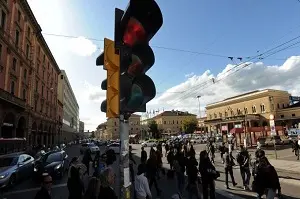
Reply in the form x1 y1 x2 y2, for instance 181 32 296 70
204 89 300 146
141 110 197 137
96 114 141 140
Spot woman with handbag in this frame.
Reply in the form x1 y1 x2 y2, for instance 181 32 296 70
199 150 219 199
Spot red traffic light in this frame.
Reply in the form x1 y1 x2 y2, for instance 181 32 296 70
121 0 163 46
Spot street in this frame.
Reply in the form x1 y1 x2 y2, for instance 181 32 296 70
2 143 300 199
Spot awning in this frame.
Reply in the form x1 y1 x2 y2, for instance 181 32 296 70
229 128 244 134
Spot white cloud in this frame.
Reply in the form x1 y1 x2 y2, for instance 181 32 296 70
148 56 300 117
68 37 98 57
185 72 195 78
81 81 106 103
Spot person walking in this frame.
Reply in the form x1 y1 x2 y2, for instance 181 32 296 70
141 147 147 164
236 145 251 190
199 150 219 199
98 167 117 199
83 177 100 199
224 148 237 189
34 173 53 199
82 149 92 176
135 164 152 199
146 149 161 196
67 166 85 199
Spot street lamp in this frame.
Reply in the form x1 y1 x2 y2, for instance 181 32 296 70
197 95 201 118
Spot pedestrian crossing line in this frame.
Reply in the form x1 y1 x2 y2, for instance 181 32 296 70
3 183 67 196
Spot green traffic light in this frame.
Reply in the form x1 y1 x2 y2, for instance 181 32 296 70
127 84 144 109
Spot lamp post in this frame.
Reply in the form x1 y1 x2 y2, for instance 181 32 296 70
269 114 277 159
197 95 201 118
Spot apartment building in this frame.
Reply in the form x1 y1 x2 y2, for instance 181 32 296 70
0 0 62 147
204 89 300 145
57 70 79 142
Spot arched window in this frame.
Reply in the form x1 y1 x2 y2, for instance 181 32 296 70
10 81 15 95
22 89 26 101
260 104 265 113
252 105 257 113
244 107 248 114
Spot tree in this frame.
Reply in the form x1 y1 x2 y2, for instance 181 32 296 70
182 118 198 134
148 120 159 139
91 131 95 138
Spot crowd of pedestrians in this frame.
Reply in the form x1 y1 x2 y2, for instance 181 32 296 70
33 140 283 199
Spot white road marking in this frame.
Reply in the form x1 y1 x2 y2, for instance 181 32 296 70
3 183 67 196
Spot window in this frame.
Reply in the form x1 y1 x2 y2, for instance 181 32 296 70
15 30 19 47
27 26 30 37
60 75 63 79
12 58 16 71
43 70 45 78
26 44 30 58
46 90 48 100
0 10 6 29
34 99 38 111
10 81 15 95
244 107 248 114
17 10 21 22
252 106 256 113
35 80 38 91
282 104 285 108
22 89 26 101
40 101 44 112
0 44 2 59
42 85 44 96
214 113 217 118
24 69 27 80
237 109 242 115
260 104 265 113
38 46 40 56
219 112 222 118
36 64 39 75
43 54 45 62
225 111 228 117
292 113 296 117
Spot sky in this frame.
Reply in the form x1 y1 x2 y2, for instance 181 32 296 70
27 0 300 131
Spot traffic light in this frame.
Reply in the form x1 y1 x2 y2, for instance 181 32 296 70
97 38 120 118
114 0 163 113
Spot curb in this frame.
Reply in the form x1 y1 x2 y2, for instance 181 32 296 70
279 178 300 186
215 188 246 199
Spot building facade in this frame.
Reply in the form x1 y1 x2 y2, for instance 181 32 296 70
204 89 300 146
79 121 84 133
98 114 141 140
141 110 197 137
0 0 62 147
57 70 79 142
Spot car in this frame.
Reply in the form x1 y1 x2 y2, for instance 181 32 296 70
141 140 157 147
0 153 35 188
34 150 69 180
88 143 100 154
107 143 120 154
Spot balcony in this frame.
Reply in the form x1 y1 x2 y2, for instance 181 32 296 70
0 89 25 109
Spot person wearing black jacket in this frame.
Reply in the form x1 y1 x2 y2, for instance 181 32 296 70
253 156 281 199
223 148 237 189
34 174 52 199
67 166 84 199
98 167 117 199
82 149 92 176
187 154 200 199
141 147 147 164
199 150 218 199
237 146 251 190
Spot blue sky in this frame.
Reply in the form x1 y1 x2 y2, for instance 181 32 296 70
28 0 300 131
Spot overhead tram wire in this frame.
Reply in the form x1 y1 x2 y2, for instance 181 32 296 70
167 35 300 105
168 39 300 107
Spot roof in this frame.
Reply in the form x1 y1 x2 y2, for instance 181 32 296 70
130 114 141 117
153 110 196 119
207 89 289 108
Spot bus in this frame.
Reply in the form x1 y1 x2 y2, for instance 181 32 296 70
0 138 26 155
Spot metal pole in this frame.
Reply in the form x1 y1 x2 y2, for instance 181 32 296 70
119 114 131 199
197 95 201 118
273 138 278 159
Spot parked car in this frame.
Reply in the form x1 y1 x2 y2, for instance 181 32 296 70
141 140 157 147
34 150 69 180
0 153 35 188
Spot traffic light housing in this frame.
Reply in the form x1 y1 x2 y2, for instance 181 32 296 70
114 0 163 114
98 0 163 117
97 38 120 118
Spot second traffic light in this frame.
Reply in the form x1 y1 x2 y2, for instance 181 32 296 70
97 38 120 118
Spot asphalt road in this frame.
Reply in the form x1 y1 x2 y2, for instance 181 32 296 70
2 143 299 199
